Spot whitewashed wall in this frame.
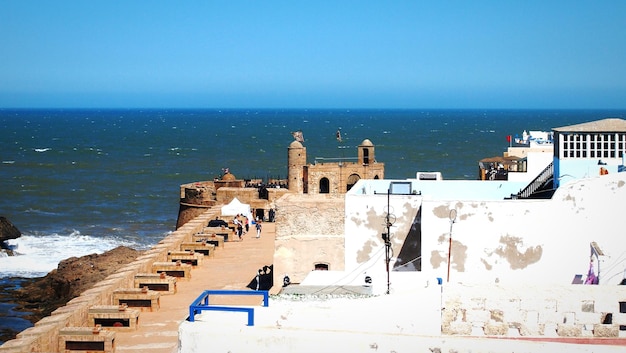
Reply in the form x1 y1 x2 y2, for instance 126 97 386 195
345 172 626 287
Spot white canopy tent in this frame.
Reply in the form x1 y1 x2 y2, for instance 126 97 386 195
221 198 254 223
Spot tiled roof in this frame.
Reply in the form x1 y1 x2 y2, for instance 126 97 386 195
553 118 626 132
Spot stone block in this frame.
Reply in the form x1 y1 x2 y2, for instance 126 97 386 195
180 241 215 256
88 305 140 331
152 261 192 280
484 322 508 336
134 272 177 294
58 327 115 353
557 324 582 337
167 250 205 266
593 324 619 337
445 321 472 335
193 232 225 247
112 288 160 312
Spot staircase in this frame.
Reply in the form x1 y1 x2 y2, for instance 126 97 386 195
511 162 555 199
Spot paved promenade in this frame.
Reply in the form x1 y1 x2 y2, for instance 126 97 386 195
114 222 276 353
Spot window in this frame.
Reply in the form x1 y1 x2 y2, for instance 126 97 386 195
314 263 329 271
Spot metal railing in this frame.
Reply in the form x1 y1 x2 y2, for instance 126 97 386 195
188 289 269 326
514 161 554 199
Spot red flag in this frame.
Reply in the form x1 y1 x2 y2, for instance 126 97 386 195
506 135 511 143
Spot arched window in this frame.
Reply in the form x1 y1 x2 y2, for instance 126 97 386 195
319 177 330 194
346 174 360 191
363 148 370 165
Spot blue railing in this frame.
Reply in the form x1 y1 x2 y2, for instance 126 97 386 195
188 289 269 326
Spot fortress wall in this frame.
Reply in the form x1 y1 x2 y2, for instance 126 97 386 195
442 284 626 338
273 194 345 286
216 187 257 204
0 208 219 353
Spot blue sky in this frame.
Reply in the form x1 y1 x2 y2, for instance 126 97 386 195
1 1 625 109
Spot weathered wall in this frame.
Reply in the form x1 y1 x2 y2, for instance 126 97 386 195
344 193 421 273
442 284 626 338
344 173 626 287
272 194 345 286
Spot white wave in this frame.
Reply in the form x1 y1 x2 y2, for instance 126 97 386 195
34 148 51 152
0 232 140 278
2 160 15 164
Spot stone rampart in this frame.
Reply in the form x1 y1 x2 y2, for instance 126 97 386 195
0 208 219 353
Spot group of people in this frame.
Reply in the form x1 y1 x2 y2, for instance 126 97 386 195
233 214 262 240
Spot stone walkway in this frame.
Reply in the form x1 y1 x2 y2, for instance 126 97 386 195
114 223 276 353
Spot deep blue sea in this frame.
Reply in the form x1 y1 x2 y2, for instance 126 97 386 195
1 108 625 342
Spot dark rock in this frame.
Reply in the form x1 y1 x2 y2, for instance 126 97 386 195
0 217 21 244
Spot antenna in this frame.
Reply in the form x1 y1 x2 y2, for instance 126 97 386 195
447 208 457 283
382 188 396 294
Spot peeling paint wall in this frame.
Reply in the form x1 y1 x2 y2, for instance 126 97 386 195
345 173 626 286
344 193 421 273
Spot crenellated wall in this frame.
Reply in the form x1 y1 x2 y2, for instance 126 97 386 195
0 208 220 353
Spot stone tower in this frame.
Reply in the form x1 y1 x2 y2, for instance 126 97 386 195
357 139 375 165
288 140 306 193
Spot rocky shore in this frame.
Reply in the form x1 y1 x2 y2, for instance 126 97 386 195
0 246 142 343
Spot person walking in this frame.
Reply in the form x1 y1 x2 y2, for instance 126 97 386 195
255 220 262 239
233 215 243 240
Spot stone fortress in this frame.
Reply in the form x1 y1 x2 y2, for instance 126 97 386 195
176 137 384 227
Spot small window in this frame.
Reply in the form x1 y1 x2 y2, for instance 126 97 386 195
314 263 329 271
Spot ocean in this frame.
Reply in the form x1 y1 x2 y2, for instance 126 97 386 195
1 108 625 342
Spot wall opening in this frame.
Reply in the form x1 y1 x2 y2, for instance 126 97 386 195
314 263 329 271
346 174 360 192
319 177 330 193
363 148 369 165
